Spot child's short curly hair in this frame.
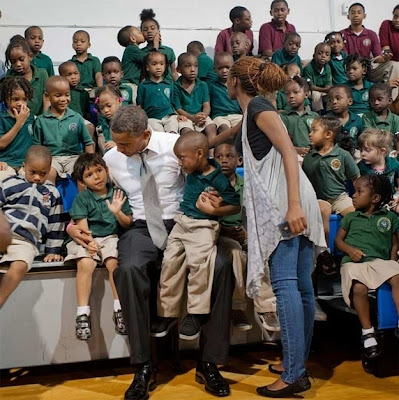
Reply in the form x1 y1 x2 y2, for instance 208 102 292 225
0 77 33 103
357 128 393 153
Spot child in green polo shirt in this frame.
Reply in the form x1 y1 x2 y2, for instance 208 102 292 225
325 31 347 85
173 52 218 145
24 26 54 77
230 32 250 61
303 42 332 113
157 132 240 340
327 85 364 147
335 175 399 357
271 32 303 73
140 8 178 82
33 76 95 183
5 37 48 116
363 83 399 136
70 30 102 90
187 41 217 83
344 53 374 115
281 76 319 156
66 153 133 340
137 51 180 134
0 77 35 181
208 52 242 134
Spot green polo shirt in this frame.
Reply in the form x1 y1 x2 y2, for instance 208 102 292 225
271 49 303 73
142 44 176 82
137 79 175 119
33 108 93 156
329 51 347 85
121 44 146 85
276 90 311 112
327 110 364 145
220 173 244 227
198 52 217 83
346 80 374 115
119 83 134 105
358 157 399 194
208 78 241 118
180 160 241 220
70 53 101 89
303 60 332 88
281 110 319 147
97 115 112 143
32 52 54 77
6 65 48 116
69 185 132 238
0 111 34 167
173 77 210 115
362 109 399 135
341 208 397 264
69 86 90 118
302 144 360 200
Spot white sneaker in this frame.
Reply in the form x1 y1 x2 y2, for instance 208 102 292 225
255 311 281 332
314 300 327 321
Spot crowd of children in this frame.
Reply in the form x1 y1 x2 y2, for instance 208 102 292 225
1 2 399 378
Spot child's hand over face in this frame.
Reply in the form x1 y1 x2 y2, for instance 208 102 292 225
106 189 127 215
348 246 366 262
0 161 8 171
13 104 30 126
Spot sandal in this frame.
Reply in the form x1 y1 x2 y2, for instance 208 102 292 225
113 310 127 335
76 314 91 340
316 250 338 276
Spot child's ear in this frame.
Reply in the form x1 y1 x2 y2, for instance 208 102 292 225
380 147 387 156
176 65 181 74
88 42 91 49
372 193 381 204
304 90 309 99
44 91 49 100
348 97 354 105
237 156 243 167
389 96 393 105
78 179 86 188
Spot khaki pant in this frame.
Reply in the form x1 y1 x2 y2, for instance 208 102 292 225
148 115 179 134
157 214 219 316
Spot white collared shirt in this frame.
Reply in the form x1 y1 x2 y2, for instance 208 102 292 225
104 130 184 221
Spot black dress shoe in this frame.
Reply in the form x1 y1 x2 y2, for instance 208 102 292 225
124 362 156 400
195 361 230 397
361 333 381 359
150 317 177 338
257 374 311 398
268 364 283 375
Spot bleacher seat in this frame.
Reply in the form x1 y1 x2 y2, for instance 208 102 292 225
377 282 399 330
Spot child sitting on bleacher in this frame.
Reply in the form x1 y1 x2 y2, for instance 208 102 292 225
32 76 94 183
187 41 217 83
70 30 102 90
0 77 35 182
66 153 133 340
325 31 347 85
271 32 303 73
208 52 242 134
230 32 250 61
276 62 302 112
137 50 180 134
335 175 399 357
0 145 64 308
24 26 54 77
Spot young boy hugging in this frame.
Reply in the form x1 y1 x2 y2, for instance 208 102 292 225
187 41 217 83
24 25 54 77
258 0 296 59
303 42 332 113
0 145 64 308
208 52 242 134
65 153 133 340
173 53 218 143
271 32 303 73
230 32 251 61
70 30 102 90
32 76 94 183
156 131 240 340
102 56 134 105
302 116 360 273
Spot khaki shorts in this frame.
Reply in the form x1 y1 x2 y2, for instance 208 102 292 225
0 236 39 271
64 234 118 264
319 192 354 215
213 114 242 130
148 115 179 134
51 155 79 179
178 116 215 133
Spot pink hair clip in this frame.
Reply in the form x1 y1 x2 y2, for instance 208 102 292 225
94 97 99 104
119 97 124 102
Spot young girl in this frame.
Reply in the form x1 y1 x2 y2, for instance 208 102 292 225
344 53 373 115
280 76 319 156
225 57 325 396
95 85 123 155
357 128 399 195
0 77 35 181
5 37 48 116
136 51 180 133
335 175 399 358
325 31 347 85
139 8 178 82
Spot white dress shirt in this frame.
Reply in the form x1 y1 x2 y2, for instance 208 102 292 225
104 130 184 221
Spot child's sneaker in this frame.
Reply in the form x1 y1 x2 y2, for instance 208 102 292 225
76 314 91 340
179 314 208 340
113 310 127 335
231 309 252 331
255 311 281 332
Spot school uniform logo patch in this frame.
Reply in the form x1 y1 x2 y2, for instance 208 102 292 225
362 92 369 101
363 38 371 47
330 158 341 171
121 89 129 100
349 126 358 139
306 118 314 128
164 88 171 98
28 124 33 135
69 123 78 131
377 217 391 233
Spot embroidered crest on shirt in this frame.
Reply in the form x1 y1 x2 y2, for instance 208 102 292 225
376 217 391 233
330 158 342 171
42 191 51 208
363 38 371 47
164 88 171 98
362 92 369 101
306 118 314 128
121 89 129 100
28 124 33 135
69 123 77 131
349 126 358 139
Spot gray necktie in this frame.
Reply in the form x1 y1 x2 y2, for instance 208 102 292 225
139 151 168 250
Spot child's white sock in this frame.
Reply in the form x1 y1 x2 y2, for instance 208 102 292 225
77 306 91 317
114 299 121 312
362 327 377 348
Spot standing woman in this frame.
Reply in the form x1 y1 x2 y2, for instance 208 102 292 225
228 57 326 397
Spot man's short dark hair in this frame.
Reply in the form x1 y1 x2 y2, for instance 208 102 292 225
110 105 148 137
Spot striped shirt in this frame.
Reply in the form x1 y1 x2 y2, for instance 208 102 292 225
0 176 64 254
